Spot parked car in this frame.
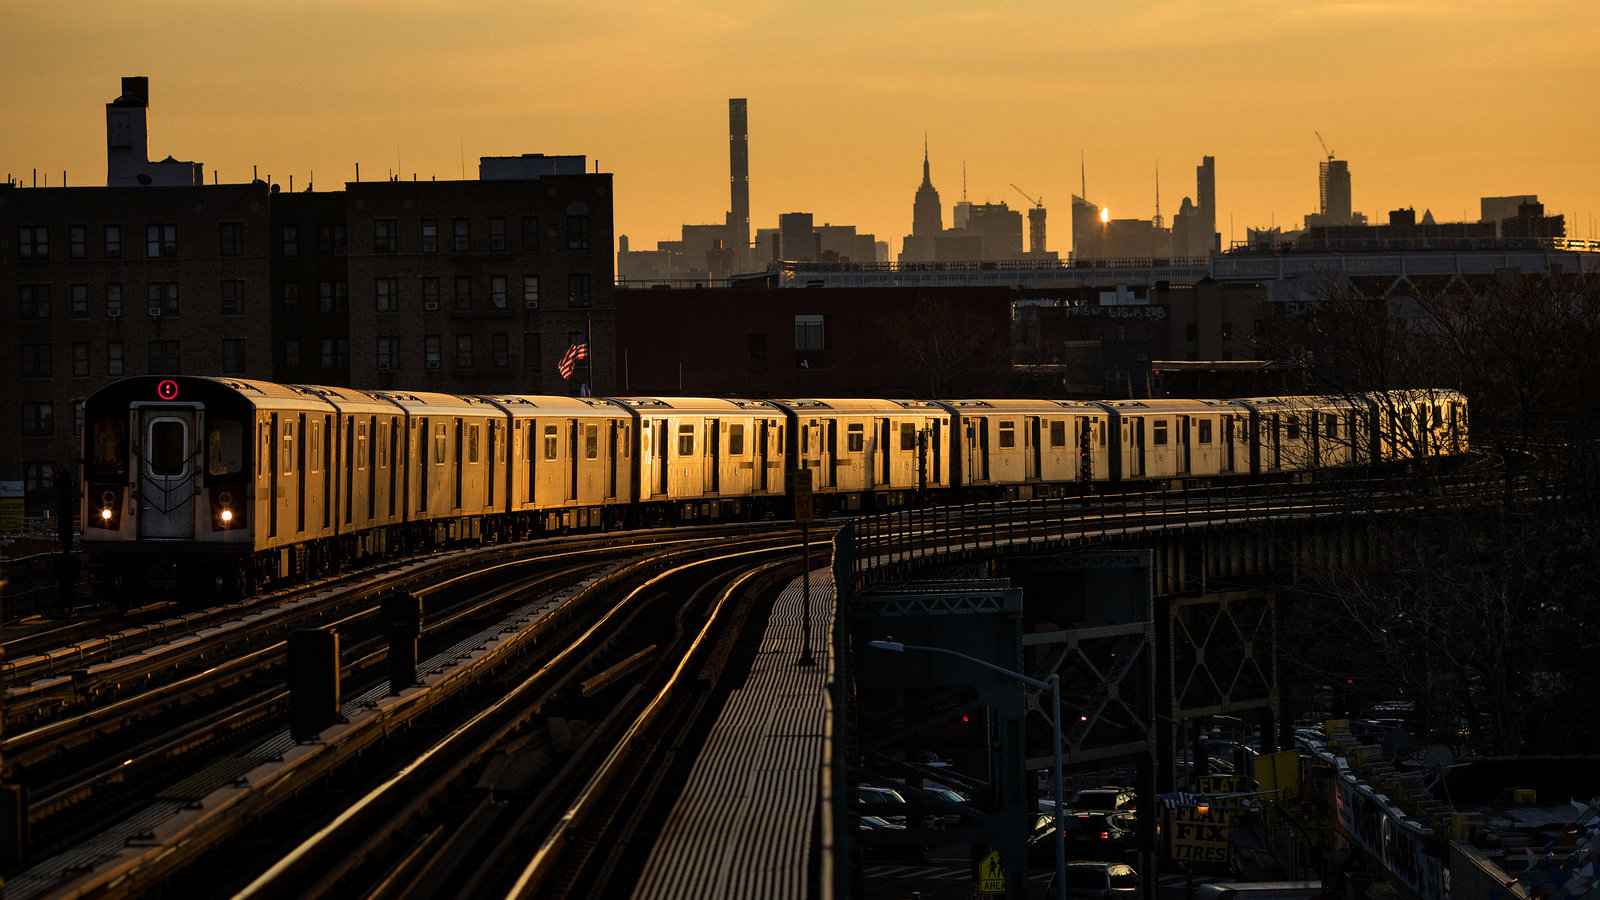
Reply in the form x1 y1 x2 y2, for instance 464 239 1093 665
858 784 909 826
1046 861 1140 900
1066 786 1137 814
1063 810 1138 854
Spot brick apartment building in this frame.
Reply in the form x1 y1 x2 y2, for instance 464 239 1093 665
1 78 613 517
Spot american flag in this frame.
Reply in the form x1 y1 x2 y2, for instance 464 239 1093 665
557 341 588 379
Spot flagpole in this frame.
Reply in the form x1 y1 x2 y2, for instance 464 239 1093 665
587 313 593 395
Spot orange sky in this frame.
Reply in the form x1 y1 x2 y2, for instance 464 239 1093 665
6 0 1598 255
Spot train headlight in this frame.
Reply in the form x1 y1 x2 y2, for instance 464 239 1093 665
218 491 234 527
220 508 233 524
101 507 114 522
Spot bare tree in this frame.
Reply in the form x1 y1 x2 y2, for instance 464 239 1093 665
879 294 1009 397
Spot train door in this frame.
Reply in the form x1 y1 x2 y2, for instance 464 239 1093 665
136 406 199 539
417 417 429 512
973 419 990 483
1178 416 1191 476
1027 417 1041 481
826 421 838 488
1223 416 1236 472
706 418 720 494
295 413 307 533
656 421 670 497
880 419 891 488
567 419 580 501
344 418 356 526
1077 416 1094 483
931 419 942 486
1129 417 1145 479
758 420 771 492
267 415 280 538
607 420 619 500
486 421 497 507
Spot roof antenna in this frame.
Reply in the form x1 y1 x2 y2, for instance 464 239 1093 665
1153 161 1162 229
1080 151 1087 199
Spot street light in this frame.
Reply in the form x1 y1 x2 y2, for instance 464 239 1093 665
868 638 1066 900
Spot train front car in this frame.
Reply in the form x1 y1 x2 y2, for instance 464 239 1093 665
82 376 265 607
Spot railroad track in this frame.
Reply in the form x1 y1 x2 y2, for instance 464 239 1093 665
0 523 811 900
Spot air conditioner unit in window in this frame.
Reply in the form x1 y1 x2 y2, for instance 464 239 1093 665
107 308 121 318
377 363 393 372
424 301 439 311
425 360 441 369
148 307 162 317
524 301 539 310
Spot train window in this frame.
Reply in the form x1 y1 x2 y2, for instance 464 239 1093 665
584 424 598 460
1197 418 1213 444
282 422 295 475
308 422 321 474
90 417 128 478
1098 420 1107 447
1286 415 1300 441
149 419 188 477
1048 420 1066 448
622 425 630 458
728 423 745 456
356 423 368 470
677 424 695 457
847 423 864 453
1152 419 1168 446
379 423 390 468
469 424 481 464
544 424 558 460
1432 404 1442 428
901 422 916 451
207 418 245 476
434 423 448 465
998 421 1015 449
1324 414 1339 438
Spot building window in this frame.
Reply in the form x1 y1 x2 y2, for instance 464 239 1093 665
795 314 825 350
376 277 399 313
107 341 124 376
70 225 87 259
21 344 51 378
73 342 90 377
455 334 473 368
148 282 179 316
454 276 472 311
219 221 244 257
71 284 89 319
424 335 441 369
106 283 122 318
523 332 541 368
282 225 298 257
422 277 439 309
222 338 246 374
421 219 438 253
104 224 121 258
18 226 48 259
452 218 470 252
489 217 507 251
374 218 397 253
318 223 347 256
20 284 51 319
282 282 299 313
24 461 54 492
377 336 399 371
522 275 539 308
319 281 348 313
321 338 348 371
567 274 591 308
566 212 589 249
148 340 181 375
146 224 177 258
221 280 244 316
22 401 53 437
283 340 299 369
490 276 507 309
491 332 510 368
520 216 539 250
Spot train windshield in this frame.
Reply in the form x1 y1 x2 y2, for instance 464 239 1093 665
148 419 189 477
208 417 246 477
89 416 129 479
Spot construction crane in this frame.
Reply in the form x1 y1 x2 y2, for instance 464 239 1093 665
1315 131 1334 161
1011 184 1043 208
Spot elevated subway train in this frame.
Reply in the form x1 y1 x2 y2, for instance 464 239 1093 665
79 376 1468 605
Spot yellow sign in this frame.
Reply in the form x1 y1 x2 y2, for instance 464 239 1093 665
1168 775 1243 864
978 849 1006 893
